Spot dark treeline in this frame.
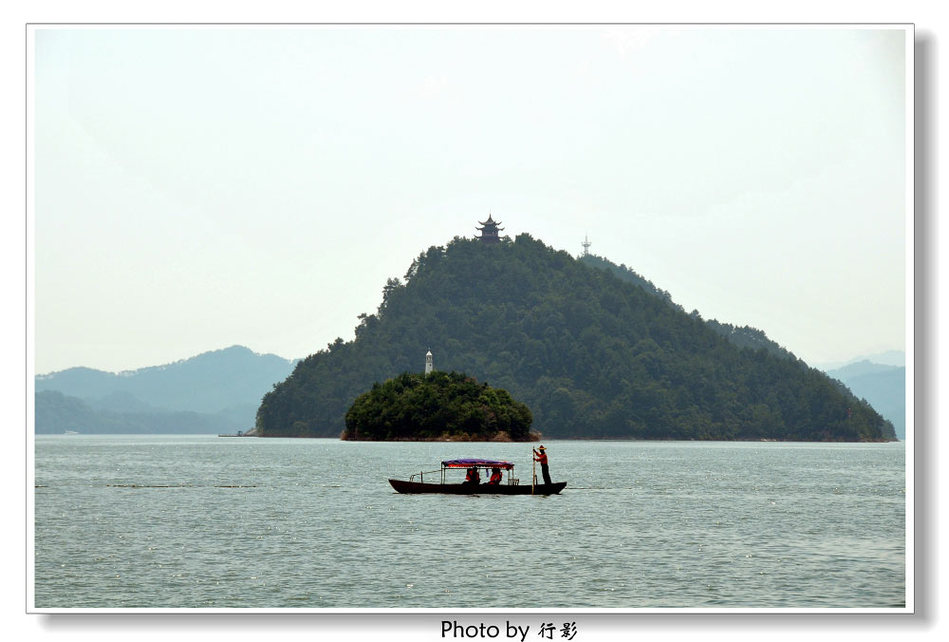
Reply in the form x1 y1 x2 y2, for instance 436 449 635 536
256 234 895 442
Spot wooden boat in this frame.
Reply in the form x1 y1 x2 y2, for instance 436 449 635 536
388 458 566 495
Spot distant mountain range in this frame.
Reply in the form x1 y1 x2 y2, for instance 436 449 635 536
824 360 906 440
817 350 905 371
34 346 297 434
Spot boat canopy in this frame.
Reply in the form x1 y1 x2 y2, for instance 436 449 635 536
441 458 515 470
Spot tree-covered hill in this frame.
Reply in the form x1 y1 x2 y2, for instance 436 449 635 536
256 234 895 441
579 253 795 359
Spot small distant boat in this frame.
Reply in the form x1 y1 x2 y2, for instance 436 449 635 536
388 458 566 495
63 430 79 435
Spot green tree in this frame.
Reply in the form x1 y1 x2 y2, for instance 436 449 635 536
342 371 534 441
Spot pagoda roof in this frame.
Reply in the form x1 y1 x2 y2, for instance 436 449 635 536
477 214 502 227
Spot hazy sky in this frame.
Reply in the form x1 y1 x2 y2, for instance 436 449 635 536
30 25 910 374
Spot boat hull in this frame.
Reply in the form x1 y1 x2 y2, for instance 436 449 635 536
388 479 566 495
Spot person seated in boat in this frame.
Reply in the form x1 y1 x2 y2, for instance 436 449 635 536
462 467 480 485
487 467 502 485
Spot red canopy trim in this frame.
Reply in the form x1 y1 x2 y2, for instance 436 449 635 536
441 459 514 470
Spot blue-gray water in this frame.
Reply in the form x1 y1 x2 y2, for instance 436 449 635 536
33 435 905 609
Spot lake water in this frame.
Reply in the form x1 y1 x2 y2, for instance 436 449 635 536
32 435 906 610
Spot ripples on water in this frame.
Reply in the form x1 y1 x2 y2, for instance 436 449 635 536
33 436 905 609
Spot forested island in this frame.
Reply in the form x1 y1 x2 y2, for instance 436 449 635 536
343 371 534 441
256 232 896 442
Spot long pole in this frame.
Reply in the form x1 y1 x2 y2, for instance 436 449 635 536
531 448 536 495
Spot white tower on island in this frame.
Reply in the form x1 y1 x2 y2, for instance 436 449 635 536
425 350 434 375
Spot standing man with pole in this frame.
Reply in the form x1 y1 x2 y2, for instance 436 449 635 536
533 445 551 486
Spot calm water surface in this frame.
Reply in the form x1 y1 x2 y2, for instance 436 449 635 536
33 436 905 609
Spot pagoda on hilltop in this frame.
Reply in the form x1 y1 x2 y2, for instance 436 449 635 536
476 214 504 244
